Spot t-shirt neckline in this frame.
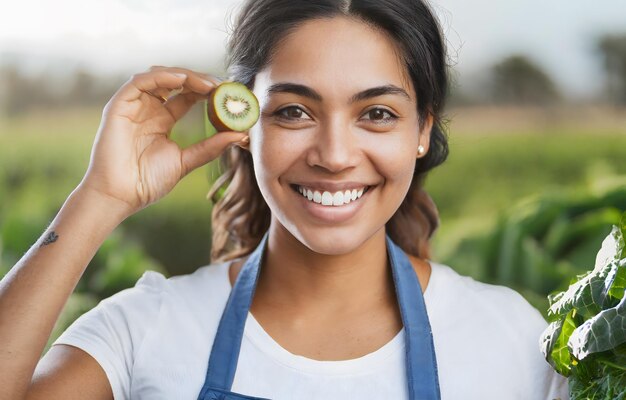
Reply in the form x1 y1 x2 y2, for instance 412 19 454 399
243 311 405 375
218 256 440 374
223 258 435 299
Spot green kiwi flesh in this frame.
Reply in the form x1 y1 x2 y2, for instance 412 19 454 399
206 82 259 132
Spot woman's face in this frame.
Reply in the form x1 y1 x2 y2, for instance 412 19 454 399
249 16 432 255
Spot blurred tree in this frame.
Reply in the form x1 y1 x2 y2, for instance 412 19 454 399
490 54 560 105
0 64 121 116
0 64 56 116
446 65 480 107
447 82 479 107
597 34 626 105
64 68 97 106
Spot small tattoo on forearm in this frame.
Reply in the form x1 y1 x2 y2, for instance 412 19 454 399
40 231 59 247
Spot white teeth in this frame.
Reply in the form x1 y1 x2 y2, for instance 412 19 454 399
297 185 368 207
321 192 333 206
332 191 343 206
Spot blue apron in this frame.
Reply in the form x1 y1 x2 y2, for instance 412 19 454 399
197 232 441 400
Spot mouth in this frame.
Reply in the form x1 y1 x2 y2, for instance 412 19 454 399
289 184 373 207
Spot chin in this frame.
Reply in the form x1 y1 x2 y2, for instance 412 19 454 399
285 221 384 256
301 235 361 256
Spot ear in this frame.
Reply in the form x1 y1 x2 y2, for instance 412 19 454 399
234 133 251 152
235 142 250 152
416 113 434 158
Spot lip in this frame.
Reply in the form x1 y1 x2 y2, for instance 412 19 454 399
290 183 374 224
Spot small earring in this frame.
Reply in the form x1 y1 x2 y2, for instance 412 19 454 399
417 145 425 156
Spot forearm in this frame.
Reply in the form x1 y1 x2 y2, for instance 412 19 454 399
0 186 131 399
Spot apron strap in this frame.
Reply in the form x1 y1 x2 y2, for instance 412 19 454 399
198 232 269 397
386 236 441 399
198 232 441 400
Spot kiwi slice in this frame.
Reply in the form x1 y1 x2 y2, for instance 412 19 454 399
206 81 259 133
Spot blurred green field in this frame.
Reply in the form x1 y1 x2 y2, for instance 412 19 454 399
2 105 626 272
2 105 625 255
0 106 220 276
426 106 626 259
1 105 625 348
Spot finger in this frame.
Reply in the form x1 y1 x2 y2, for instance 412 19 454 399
180 132 249 177
165 67 224 95
117 67 222 106
176 73 219 96
115 70 189 103
149 65 223 84
148 66 223 95
147 66 187 100
144 89 170 104
163 91 206 121
146 85 190 104
153 87 181 102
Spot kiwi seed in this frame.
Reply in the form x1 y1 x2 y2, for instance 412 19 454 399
206 81 260 133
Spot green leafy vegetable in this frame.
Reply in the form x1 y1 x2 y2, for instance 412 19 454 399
541 211 626 399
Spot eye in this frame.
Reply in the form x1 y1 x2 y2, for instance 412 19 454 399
361 108 398 124
274 106 312 121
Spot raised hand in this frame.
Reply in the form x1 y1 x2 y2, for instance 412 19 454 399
79 66 249 217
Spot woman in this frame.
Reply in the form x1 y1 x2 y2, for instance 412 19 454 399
0 0 569 399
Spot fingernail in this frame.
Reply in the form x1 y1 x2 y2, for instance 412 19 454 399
200 78 218 87
171 72 187 79
202 73 225 83
237 135 250 145
168 87 184 97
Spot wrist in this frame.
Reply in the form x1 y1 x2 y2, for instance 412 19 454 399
70 184 136 225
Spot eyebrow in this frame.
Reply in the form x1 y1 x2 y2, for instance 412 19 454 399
266 82 411 103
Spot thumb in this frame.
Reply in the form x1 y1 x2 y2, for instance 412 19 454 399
181 131 248 177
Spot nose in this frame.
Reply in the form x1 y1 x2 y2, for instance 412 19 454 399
306 115 360 173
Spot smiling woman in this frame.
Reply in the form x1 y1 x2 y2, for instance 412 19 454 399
246 16 433 255
0 0 570 399
210 9 448 263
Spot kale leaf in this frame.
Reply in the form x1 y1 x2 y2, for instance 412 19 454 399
540 211 626 399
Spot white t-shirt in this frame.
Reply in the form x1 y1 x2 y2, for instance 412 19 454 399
53 260 570 400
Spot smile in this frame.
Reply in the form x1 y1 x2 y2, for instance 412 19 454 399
292 185 371 207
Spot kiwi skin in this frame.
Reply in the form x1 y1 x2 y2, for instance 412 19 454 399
206 81 259 132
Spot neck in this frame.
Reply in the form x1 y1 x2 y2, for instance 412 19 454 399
254 222 394 314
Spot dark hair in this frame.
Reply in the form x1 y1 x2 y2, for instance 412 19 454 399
209 0 449 262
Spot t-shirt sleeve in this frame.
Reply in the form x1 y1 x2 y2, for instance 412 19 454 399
545 370 570 400
52 270 168 400
533 318 570 400
512 290 570 400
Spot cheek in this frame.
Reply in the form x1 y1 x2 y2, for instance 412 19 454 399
251 125 302 187
363 133 418 184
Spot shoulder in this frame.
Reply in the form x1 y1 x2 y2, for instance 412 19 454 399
52 261 234 399
425 261 569 399
164 260 233 299
426 261 546 332
55 260 233 340
426 260 549 354
424 260 549 361
92 260 232 313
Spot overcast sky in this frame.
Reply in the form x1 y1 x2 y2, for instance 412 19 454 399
2 0 626 99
